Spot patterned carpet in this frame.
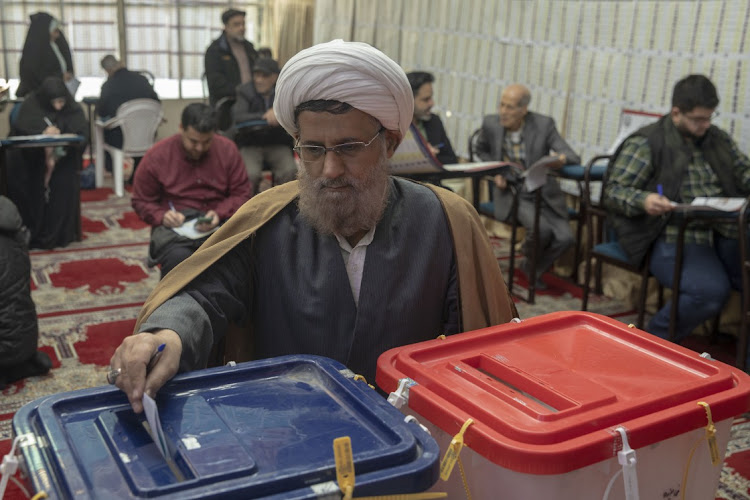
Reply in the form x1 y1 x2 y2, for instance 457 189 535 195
0 190 748 499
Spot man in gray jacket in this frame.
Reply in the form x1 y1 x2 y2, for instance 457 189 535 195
475 84 580 289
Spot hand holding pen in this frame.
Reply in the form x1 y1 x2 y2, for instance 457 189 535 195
644 183 674 216
108 343 164 385
43 117 60 135
162 200 185 228
108 330 183 414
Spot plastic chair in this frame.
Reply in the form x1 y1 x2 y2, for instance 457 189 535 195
94 99 163 197
581 155 662 328
134 69 155 87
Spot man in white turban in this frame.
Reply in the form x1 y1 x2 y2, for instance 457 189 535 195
110 40 516 414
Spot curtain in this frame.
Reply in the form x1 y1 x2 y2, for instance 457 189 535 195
272 0 315 67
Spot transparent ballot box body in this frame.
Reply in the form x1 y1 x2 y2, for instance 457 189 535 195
376 311 750 500
13 355 440 499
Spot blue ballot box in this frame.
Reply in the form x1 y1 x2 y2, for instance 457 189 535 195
12 355 440 499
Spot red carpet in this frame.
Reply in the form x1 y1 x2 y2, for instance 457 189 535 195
0 194 748 499
0 188 158 500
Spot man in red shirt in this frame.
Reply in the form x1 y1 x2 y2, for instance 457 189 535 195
132 103 251 278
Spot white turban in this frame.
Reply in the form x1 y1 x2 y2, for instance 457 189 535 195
274 40 414 139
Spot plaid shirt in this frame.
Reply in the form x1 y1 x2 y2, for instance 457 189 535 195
606 132 750 245
502 133 526 166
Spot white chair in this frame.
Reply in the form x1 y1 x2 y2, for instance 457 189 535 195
94 98 163 197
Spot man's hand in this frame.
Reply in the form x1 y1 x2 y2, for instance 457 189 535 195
494 174 508 190
43 125 61 135
194 210 219 232
644 193 674 216
109 329 182 414
548 154 566 170
262 108 279 127
162 208 185 228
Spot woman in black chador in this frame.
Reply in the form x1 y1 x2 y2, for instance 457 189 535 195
7 77 88 249
16 12 75 98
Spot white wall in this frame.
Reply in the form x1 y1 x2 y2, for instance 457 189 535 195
314 0 750 161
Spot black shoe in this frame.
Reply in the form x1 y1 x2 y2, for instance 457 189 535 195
2 351 52 385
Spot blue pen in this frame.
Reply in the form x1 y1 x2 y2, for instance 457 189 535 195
147 343 166 372
435 142 445 149
168 201 176 212
657 184 664 196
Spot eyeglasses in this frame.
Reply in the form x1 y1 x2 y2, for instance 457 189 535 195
294 127 385 164
683 110 719 125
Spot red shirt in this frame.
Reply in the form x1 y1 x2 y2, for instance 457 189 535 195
132 133 252 226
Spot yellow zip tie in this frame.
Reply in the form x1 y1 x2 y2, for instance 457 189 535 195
31 493 48 500
680 402 722 500
334 436 448 500
439 418 474 481
436 335 446 340
334 436 355 500
457 455 472 500
353 374 375 390
697 402 720 466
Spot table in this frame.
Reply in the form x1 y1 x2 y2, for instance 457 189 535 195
0 134 87 241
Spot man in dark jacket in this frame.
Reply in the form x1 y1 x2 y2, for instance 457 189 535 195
0 196 51 389
232 58 295 193
406 71 458 165
603 74 750 348
98 54 160 179
204 8 258 108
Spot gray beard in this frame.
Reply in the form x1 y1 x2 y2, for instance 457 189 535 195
297 157 391 238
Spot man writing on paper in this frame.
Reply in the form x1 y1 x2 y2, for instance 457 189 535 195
406 71 458 165
131 103 251 278
475 84 580 289
110 40 517 413
603 74 750 348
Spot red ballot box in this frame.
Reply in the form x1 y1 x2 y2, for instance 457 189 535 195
377 311 750 500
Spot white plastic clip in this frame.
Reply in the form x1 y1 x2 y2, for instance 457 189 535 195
510 317 522 323
387 378 416 409
699 352 714 360
404 414 431 435
225 360 237 367
0 435 24 499
615 426 640 500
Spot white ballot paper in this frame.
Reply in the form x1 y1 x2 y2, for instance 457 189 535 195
142 393 186 481
142 393 169 459
171 218 219 240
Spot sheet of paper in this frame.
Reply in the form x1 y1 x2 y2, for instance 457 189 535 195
523 155 562 192
171 218 219 240
142 393 169 459
671 197 746 212
142 393 186 481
